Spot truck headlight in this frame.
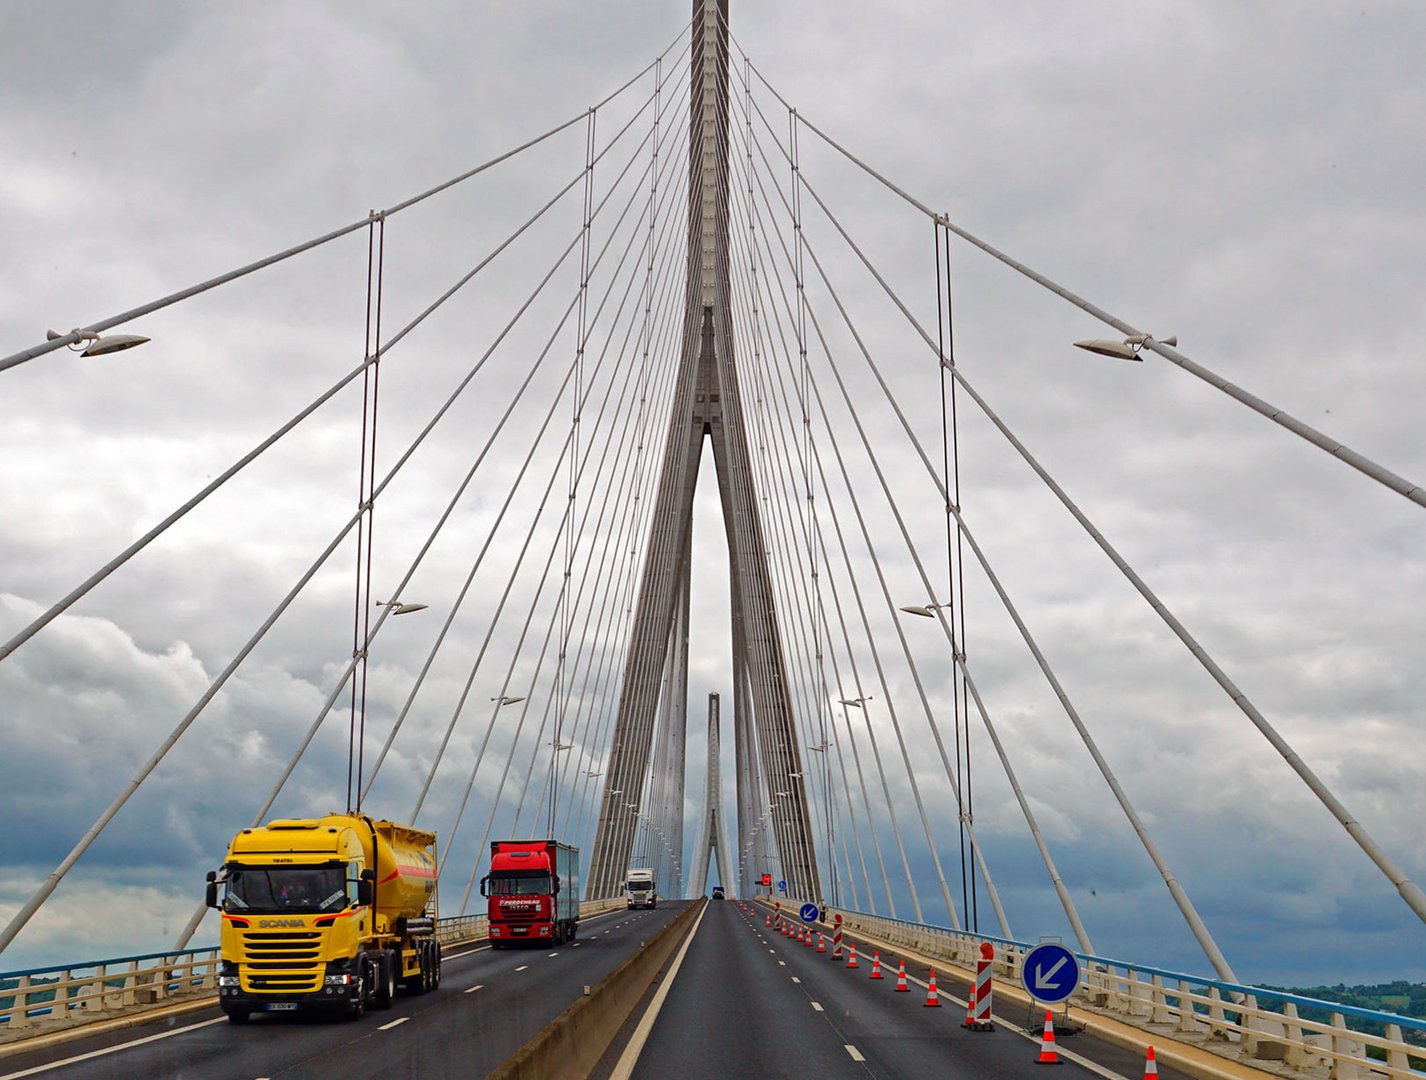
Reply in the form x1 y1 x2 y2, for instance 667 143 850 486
217 975 240 987
324 974 353 986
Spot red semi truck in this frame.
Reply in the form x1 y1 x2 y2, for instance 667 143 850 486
480 839 579 948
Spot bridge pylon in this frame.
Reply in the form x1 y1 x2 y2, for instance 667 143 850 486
585 0 821 902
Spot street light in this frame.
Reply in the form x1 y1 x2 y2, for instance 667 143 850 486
46 327 150 357
376 598 428 615
899 602 950 618
838 695 872 708
492 695 525 706
1072 333 1176 362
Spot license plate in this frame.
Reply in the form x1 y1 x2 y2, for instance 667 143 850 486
266 1002 299 1011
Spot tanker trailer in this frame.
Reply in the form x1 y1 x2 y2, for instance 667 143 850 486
206 814 442 1023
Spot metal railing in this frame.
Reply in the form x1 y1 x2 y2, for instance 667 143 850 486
760 899 1426 1079
0 898 627 1038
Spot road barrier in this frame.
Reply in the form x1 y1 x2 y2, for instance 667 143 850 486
488 899 706 1080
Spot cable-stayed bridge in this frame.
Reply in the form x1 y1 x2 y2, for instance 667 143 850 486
2 3 1424 1076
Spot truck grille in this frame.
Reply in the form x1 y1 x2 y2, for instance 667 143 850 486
240 931 322 993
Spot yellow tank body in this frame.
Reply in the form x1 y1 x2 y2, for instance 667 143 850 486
369 819 438 922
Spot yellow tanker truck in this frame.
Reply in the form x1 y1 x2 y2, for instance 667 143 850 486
205 814 442 1023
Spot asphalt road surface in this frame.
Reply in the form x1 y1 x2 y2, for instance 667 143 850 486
623 900 1196 1080
1 903 687 1080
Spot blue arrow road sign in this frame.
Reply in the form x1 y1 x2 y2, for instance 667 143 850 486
1022 943 1081 1004
799 902 819 923
778 880 788 893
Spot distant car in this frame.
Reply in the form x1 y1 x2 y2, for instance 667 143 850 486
711 886 725 900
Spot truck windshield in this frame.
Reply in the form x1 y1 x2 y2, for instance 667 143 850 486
488 871 552 896
626 880 652 892
224 866 347 914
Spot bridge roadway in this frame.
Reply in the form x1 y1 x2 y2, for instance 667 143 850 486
0 904 685 1080
613 900 1197 1080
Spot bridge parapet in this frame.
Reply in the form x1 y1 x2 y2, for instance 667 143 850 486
760 898 1425 1079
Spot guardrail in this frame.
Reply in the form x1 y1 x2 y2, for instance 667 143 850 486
1 898 628 1041
761 899 1426 1079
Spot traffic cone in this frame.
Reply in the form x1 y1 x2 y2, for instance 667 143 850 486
894 959 909 992
965 983 978 1026
870 951 883 979
804 926 814 946
924 968 941 1007
817 932 826 953
847 943 859 969
1037 1010 1060 1065
1144 1046 1158 1078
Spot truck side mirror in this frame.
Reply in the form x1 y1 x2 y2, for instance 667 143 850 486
478 876 488 898
552 876 561 895
204 870 218 910
358 868 375 907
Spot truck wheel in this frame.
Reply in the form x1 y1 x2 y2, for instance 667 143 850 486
226 1009 250 1025
374 951 396 1009
568 922 577 942
431 942 442 990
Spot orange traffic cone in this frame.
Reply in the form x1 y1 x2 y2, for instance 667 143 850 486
817 932 826 953
1144 1046 1158 1078
1037 1010 1060 1065
965 983 978 1026
924 969 941 1007
870 951 883 979
894 959 909 992
847 943 859 969
804 926 814 947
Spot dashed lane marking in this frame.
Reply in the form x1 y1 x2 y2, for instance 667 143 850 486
0 1017 227 1079
547 952 560 957
464 984 485 994
514 965 529 972
777 961 786 966
379 1017 408 1031
791 977 801 983
811 1002 824 1012
845 1045 866 1062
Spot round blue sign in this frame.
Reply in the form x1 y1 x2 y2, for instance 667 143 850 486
1022 942 1081 1004
778 879 787 893
799 902 819 923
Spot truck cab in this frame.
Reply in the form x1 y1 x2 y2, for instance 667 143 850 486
482 839 579 947
625 868 657 909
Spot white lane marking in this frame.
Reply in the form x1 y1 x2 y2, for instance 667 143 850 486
444 945 491 959
514 964 529 971
547 952 560 957
767 949 775 954
573 942 581 947
379 1017 409 1031
464 983 485 994
0 1016 227 1079
812 1002 824 1012
777 960 786 966
845 1045 865 1062
609 903 709 1080
791 977 801 984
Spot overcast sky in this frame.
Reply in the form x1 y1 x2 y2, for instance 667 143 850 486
2 1 1424 990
